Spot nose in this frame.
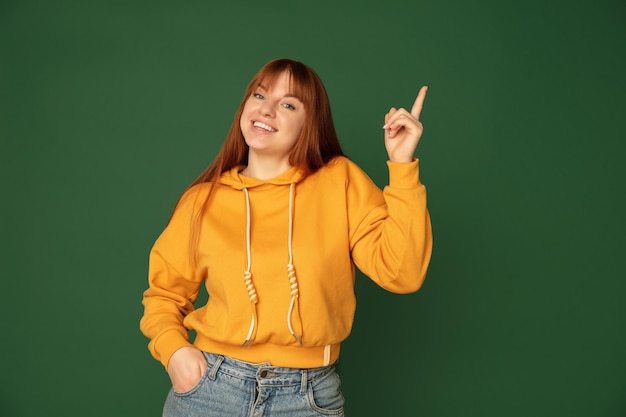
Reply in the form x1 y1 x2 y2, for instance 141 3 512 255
259 101 275 117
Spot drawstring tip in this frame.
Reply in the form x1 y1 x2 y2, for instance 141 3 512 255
292 334 303 345
241 339 253 348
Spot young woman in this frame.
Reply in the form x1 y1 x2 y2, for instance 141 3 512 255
140 58 432 416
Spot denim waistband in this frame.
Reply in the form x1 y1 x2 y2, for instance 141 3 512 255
202 352 336 388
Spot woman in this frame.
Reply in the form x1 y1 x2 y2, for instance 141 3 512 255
140 58 432 416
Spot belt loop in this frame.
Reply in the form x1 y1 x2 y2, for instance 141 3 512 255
208 355 225 380
300 369 307 395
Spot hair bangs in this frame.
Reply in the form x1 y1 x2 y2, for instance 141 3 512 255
246 59 317 113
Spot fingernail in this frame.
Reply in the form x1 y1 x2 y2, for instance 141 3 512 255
382 124 388 129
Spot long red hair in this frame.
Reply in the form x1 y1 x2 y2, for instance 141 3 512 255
189 58 344 187
180 58 345 263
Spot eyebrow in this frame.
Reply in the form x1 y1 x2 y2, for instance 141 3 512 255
257 83 299 99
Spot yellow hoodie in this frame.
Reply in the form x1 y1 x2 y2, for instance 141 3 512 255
140 156 432 369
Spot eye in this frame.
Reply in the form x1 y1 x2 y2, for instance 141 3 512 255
282 103 296 110
253 92 265 100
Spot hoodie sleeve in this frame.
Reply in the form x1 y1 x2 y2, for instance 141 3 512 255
139 185 208 369
348 159 433 293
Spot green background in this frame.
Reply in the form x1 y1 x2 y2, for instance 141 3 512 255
2 0 625 416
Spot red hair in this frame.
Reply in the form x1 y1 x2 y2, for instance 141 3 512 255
180 59 345 263
189 58 344 187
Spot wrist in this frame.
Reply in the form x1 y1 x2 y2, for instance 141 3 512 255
388 157 415 163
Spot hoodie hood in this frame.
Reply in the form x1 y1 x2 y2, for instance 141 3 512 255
218 165 306 190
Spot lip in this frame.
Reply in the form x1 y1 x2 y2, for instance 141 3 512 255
252 120 278 133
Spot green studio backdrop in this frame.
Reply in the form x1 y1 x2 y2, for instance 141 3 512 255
1 0 625 416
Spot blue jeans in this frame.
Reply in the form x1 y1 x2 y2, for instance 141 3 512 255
163 352 345 417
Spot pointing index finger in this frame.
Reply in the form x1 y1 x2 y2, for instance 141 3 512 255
411 86 428 119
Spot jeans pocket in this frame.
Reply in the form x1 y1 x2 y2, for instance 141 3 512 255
172 355 213 397
172 366 211 397
306 369 345 415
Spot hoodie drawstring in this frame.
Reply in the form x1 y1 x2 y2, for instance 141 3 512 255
242 188 258 347
287 183 303 345
240 183 304 347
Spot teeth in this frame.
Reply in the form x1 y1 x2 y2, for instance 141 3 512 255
253 121 277 132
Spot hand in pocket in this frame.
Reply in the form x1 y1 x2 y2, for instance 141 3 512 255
167 347 208 393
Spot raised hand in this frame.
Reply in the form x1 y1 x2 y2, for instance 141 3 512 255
383 86 428 162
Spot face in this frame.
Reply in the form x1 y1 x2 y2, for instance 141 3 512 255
239 71 306 165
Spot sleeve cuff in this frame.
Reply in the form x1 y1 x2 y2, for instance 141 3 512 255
151 328 194 369
386 158 421 189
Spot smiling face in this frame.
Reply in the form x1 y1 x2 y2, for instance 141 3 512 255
239 71 306 167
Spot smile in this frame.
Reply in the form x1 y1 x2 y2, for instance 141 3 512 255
253 121 277 132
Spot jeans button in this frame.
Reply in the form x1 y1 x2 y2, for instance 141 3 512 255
260 370 268 378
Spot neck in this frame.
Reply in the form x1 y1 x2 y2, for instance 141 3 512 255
242 154 293 180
